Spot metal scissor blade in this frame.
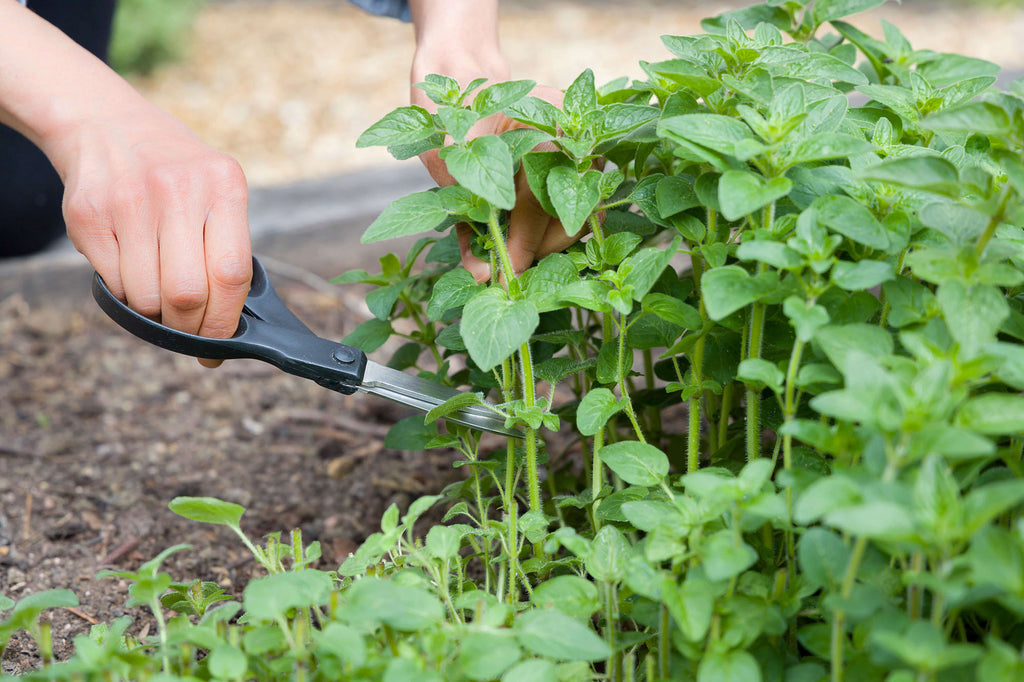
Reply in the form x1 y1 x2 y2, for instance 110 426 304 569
357 361 522 438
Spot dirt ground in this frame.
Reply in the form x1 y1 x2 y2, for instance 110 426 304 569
0 279 480 673
131 0 1024 186
4 0 1024 673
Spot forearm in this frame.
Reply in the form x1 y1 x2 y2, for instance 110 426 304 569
408 0 508 86
0 1 149 175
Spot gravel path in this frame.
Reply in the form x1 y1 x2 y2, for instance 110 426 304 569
129 0 1024 186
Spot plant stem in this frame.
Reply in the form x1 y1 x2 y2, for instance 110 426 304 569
974 188 1011 259
831 536 869 682
488 208 519 294
617 313 646 444
592 427 605 532
659 603 671 679
518 341 542 512
718 381 733 450
746 300 766 462
782 338 805 578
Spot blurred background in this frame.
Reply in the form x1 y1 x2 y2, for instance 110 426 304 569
113 0 1024 187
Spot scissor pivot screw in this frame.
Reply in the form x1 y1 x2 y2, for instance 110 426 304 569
333 347 358 364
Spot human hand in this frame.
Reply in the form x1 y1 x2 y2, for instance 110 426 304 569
0 2 252 367
414 85 582 283
408 0 584 283
51 104 252 368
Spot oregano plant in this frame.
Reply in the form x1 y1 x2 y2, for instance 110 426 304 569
6 1 1024 680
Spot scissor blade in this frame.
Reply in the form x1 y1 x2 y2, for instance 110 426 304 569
357 361 522 438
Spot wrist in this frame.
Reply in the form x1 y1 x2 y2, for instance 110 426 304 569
409 0 508 91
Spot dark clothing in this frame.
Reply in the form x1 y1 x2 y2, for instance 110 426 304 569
0 0 116 257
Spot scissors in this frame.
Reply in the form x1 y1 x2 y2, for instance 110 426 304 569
91 258 520 438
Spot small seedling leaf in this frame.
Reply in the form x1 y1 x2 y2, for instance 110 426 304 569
169 497 245 529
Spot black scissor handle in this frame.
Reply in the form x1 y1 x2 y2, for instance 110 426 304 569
91 257 368 395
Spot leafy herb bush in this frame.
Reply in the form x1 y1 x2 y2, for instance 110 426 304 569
5 0 1024 679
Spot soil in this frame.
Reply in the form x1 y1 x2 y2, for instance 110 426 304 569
0 278 477 674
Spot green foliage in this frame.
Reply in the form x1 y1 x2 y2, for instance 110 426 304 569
8 0 1024 679
109 0 204 76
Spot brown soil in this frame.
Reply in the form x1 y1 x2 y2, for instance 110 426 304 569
0 279 471 673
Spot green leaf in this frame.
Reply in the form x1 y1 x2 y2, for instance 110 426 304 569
599 441 669 487
425 392 487 425
515 609 610 662
243 571 333 622
642 293 702 329
559 280 613 313
922 102 1011 136
502 659 557 682
602 233 643 266
811 0 887 23
831 259 895 291
655 175 701 218
585 526 632 583
384 416 437 450
531 576 601 620
362 192 448 243
207 644 248 680
736 240 802 270
718 171 793 222
658 113 756 158
462 288 540 371
357 106 435 148
441 136 516 209
563 69 597 118
957 394 1024 435
621 236 682 302
798 528 850 589
547 167 602 236
342 577 444 631
506 96 561 136
501 128 554 163
316 622 367 668
472 79 536 118
662 576 713 642
697 649 763 682
701 266 779 321
458 632 522 681
427 268 485 320
522 151 574 217
823 502 916 542
738 358 785 394
577 388 627 436
523 253 578 312
937 281 1009 358
702 529 758 581
812 195 889 250
784 133 874 167
783 296 830 343
169 497 245 529
342 318 393 353
437 106 481 143
859 156 960 196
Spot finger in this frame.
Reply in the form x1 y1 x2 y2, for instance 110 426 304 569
158 201 209 336
64 191 124 299
505 182 553 275
111 181 161 319
457 224 491 284
536 218 587 261
196 168 252 344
